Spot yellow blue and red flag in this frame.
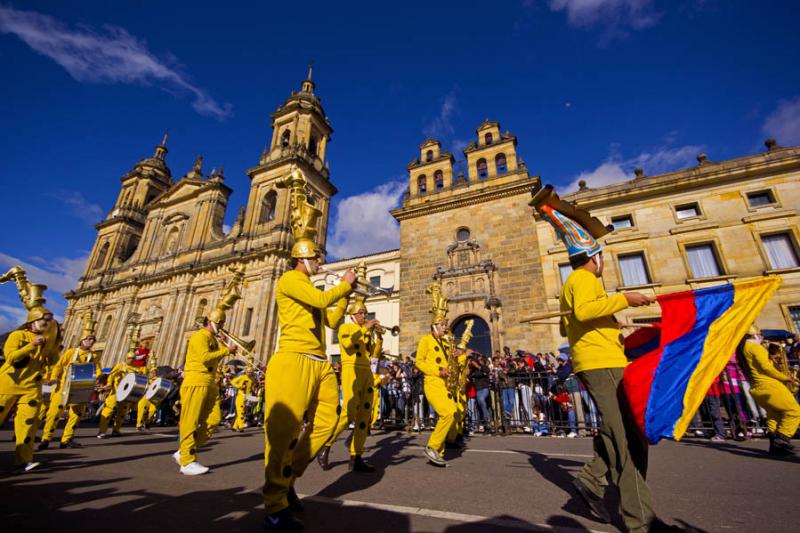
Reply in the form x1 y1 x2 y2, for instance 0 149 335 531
622 276 781 444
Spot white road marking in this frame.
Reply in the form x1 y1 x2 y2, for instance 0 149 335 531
301 494 610 532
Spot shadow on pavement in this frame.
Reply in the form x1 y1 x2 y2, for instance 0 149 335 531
677 439 800 463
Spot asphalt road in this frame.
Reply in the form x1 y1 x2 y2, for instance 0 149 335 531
1 425 797 532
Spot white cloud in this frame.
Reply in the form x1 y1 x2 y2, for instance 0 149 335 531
0 5 232 119
0 301 27 332
0 251 89 295
547 0 660 31
49 190 104 225
762 97 800 146
561 141 703 192
423 89 458 140
326 181 406 260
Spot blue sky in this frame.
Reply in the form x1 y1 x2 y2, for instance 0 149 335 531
1 0 799 331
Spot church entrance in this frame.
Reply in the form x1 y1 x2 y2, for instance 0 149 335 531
450 315 492 357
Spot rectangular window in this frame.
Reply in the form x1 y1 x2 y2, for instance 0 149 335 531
611 215 633 229
685 243 722 278
762 233 800 269
618 252 651 286
369 276 381 288
242 308 254 337
790 305 800 334
366 312 376 321
675 203 701 220
558 263 572 283
747 190 775 208
332 325 340 345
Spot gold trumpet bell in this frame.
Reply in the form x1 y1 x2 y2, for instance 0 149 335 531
226 330 256 353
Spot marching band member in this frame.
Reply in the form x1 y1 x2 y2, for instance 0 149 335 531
40 311 101 449
97 328 147 438
531 185 661 531
136 365 160 431
0 267 61 472
737 326 800 457
317 261 382 473
172 268 242 475
230 368 256 432
262 167 355 531
414 279 459 467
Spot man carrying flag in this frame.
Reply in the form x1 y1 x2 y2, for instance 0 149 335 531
530 185 674 532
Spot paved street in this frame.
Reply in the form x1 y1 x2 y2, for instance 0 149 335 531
1 425 798 532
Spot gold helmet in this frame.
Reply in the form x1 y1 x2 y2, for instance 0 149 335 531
748 323 761 337
208 266 245 324
80 311 97 340
277 167 323 259
426 279 448 325
347 261 368 314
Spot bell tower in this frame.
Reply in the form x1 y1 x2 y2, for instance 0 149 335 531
243 67 336 256
83 135 172 279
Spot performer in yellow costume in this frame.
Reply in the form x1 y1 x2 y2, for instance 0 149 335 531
230 368 256 432
136 354 161 431
738 326 800 457
40 311 101 449
173 268 241 475
317 261 382 473
415 279 460 467
97 326 147 438
263 167 356 531
0 267 61 472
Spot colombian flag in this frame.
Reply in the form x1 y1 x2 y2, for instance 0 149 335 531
623 277 781 444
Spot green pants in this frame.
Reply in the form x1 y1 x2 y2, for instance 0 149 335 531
576 368 654 533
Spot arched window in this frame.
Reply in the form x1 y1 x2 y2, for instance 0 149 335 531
94 242 109 269
281 129 291 148
434 170 444 190
120 235 139 261
425 150 433 162
309 136 318 155
100 315 113 340
417 175 427 195
484 133 493 145
456 227 470 241
495 153 507 175
195 299 208 322
259 190 277 224
477 159 488 179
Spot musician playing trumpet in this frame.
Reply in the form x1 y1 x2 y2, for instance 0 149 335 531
97 327 147 439
317 261 382 473
40 311 101 449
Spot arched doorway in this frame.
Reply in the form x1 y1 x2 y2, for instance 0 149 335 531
450 315 492 357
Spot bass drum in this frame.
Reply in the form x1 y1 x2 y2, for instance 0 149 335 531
62 362 96 405
145 377 174 403
116 372 148 403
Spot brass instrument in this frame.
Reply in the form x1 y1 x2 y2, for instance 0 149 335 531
446 320 474 396
773 344 799 394
318 265 393 298
216 327 259 370
374 324 400 337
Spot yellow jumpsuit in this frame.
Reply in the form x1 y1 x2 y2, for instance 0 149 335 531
42 347 101 444
371 372 385 427
230 373 255 431
98 363 146 434
741 340 800 438
415 334 459 455
178 328 229 466
325 322 382 456
136 376 159 430
0 329 60 465
263 270 351 514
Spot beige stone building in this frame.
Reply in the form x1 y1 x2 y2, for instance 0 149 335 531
63 72 337 368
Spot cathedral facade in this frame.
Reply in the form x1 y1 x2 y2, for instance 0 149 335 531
62 73 335 368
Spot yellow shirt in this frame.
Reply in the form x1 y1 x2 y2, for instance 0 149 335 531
51 348 102 390
106 362 146 392
0 330 59 394
183 328 229 387
338 322 382 368
230 373 255 394
276 270 351 357
560 268 629 373
742 340 788 388
415 333 453 384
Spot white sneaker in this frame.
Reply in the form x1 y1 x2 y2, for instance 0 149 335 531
567 432 578 438
180 461 209 475
14 462 40 474
534 431 542 437
172 451 181 465
423 446 448 467
412 425 420 431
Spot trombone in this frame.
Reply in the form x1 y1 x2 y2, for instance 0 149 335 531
317 265 393 298
196 318 259 369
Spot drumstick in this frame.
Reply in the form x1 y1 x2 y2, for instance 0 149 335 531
519 310 571 323
523 320 658 329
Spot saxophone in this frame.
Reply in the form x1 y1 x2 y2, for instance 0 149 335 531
456 320 475 393
775 345 799 394
445 320 474 397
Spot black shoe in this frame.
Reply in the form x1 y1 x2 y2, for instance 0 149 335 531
648 517 684 532
287 486 304 513
264 508 304 531
572 478 610 523
317 446 331 471
111 431 122 437
348 455 375 473
769 434 795 457
37 440 50 451
60 439 83 449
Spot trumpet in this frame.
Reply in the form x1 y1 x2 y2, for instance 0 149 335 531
373 324 400 337
317 265 393 298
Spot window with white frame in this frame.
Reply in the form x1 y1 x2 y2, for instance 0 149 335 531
611 215 634 229
558 263 572 283
747 190 776 208
761 233 800 270
618 252 651 286
789 305 800 334
675 203 701 220
685 243 722 278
